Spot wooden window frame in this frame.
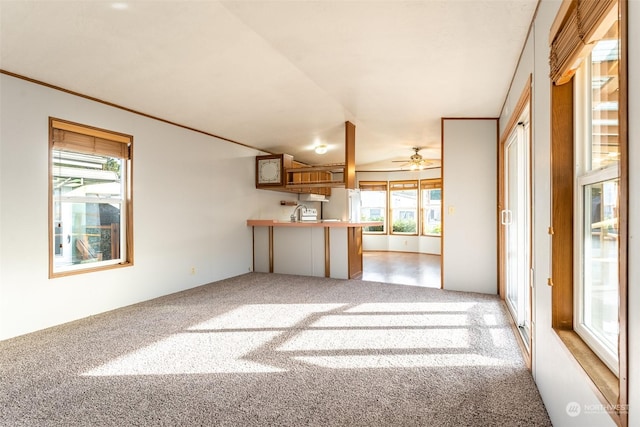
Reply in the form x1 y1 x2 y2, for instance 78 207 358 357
49 118 134 278
359 181 388 234
549 1 628 424
420 179 442 237
389 180 419 236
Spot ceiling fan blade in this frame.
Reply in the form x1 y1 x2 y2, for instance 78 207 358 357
390 147 440 169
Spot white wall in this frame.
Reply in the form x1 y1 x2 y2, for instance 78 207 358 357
442 119 497 294
500 29 534 140
0 74 292 340
500 1 638 425
356 169 441 255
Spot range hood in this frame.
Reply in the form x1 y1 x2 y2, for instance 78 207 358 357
299 193 329 202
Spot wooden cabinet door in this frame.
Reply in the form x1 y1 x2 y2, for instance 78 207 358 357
347 226 363 279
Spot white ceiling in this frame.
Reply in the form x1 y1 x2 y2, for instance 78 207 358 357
0 0 538 170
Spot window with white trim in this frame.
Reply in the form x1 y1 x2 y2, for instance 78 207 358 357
574 18 620 374
389 181 418 235
360 181 387 233
549 0 627 417
49 118 133 276
420 179 441 236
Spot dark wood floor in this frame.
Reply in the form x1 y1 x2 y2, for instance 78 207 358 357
361 251 441 288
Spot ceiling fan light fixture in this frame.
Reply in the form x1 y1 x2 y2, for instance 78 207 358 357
111 2 129 10
392 147 437 171
314 144 328 154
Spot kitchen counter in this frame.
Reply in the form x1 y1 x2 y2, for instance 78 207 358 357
246 219 382 228
247 219 382 279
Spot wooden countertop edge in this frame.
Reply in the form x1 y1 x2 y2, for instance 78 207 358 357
246 220 383 228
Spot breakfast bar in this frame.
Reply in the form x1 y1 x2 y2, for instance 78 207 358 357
247 219 382 279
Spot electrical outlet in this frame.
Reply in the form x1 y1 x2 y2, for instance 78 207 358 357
190 267 196 275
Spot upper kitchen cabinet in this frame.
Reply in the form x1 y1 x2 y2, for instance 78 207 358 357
255 154 342 195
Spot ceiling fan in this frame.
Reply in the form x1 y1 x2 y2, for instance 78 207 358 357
392 147 437 170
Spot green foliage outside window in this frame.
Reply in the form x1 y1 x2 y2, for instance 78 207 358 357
105 158 121 176
425 224 441 235
392 219 416 233
364 216 384 232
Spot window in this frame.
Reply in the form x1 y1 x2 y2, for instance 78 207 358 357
549 0 627 420
389 181 418 234
359 181 387 233
420 179 441 236
574 21 620 375
49 118 133 277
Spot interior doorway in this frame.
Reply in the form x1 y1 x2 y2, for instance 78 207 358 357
362 251 441 288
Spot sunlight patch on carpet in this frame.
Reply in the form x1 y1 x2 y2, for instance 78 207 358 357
82 331 284 376
483 313 499 325
278 328 469 351
294 353 517 369
489 328 513 348
188 304 345 330
310 314 469 328
345 302 477 313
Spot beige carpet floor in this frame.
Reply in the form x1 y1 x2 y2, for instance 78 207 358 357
0 273 551 426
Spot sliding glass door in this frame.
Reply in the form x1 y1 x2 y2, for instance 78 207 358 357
502 114 531 347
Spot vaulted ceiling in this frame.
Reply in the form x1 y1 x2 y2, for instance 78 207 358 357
0 0 538 170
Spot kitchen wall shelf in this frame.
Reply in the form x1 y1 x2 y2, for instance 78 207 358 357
255 155 342 195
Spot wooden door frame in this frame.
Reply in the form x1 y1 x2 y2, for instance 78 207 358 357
498 75 533 367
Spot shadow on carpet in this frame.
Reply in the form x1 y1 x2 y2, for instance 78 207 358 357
0 273 552 426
